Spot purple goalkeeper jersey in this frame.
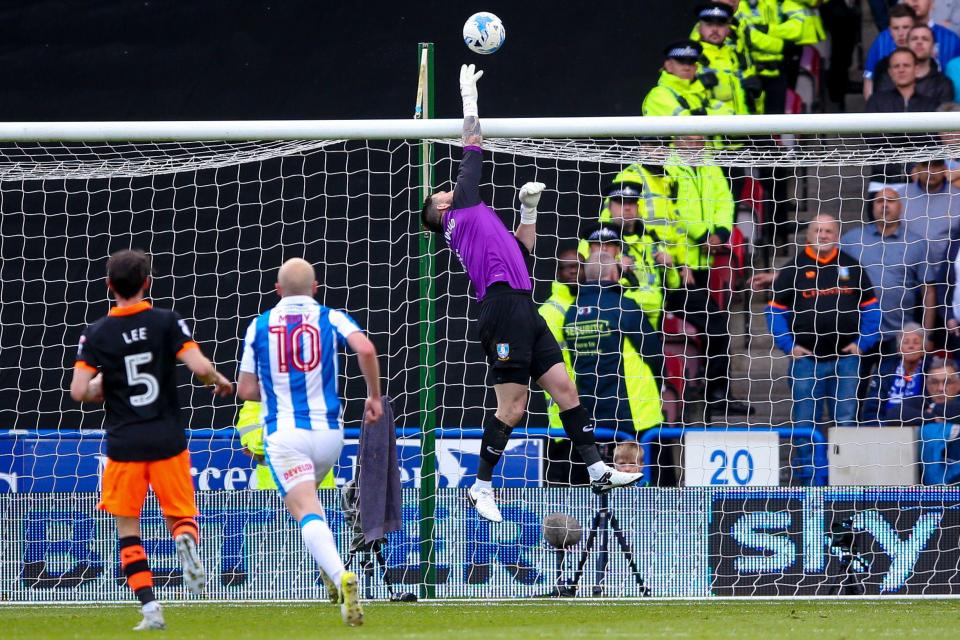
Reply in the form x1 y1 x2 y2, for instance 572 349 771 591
441 146 532 300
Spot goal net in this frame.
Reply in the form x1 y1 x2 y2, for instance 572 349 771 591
2 113 960 601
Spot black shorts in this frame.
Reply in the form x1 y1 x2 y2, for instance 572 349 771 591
477 283 564 385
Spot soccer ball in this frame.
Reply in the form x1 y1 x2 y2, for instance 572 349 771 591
463 12 505 55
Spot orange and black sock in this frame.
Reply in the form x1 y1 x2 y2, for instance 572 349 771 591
119 536 155 605
172 517 199 544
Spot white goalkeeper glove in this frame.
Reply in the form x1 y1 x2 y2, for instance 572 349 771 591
518 182 546 225
460 63 483 118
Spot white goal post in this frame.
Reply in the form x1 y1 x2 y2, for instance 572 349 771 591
2 111 960 602
0 111 959 140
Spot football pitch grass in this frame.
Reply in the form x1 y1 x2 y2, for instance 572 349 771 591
4 600 959 639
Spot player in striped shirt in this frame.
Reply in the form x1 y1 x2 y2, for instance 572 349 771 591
237 258 381 627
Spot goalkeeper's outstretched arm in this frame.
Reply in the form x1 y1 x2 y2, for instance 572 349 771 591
515 182 546 253
452 64 485 211
460 63 482 148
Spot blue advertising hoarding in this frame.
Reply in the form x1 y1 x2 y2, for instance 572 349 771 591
3 432 960 598
3 487 960 600
0 430 542 493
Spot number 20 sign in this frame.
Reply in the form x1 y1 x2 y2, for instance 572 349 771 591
683 431 780 487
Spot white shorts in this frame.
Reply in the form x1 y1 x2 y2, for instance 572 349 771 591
264 429 344 496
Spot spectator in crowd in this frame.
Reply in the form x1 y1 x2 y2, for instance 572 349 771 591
643 41 718 117
562 251 664 439
665 136 752 418
902 357 960 422
903 358 960 485
949 221 960 340
612 441 644 474
866 1 960 92
866 48 944 113
946 55 960 100
766 214 881 483
900 357 960 484
872 25 955 104
937 102 960 184
868 0 900 32
866 48 943 185
864 4 918 100
862 323 931 424
693 3 763 115
822 0 863 111
840 187 936 355
908 0 959 36
900 158 960 280
932 0 960 35
539 247 580 434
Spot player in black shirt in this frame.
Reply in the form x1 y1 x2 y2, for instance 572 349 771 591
70 249 232 631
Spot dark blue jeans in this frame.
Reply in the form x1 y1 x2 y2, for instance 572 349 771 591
919 422 960 485
789 355 860 484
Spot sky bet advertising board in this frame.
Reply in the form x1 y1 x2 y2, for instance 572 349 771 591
2 432 959 598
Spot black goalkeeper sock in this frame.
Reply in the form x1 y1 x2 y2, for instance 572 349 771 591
560 405 602 467
477 415 515 481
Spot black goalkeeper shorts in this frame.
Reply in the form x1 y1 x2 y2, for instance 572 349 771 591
476 283 564 386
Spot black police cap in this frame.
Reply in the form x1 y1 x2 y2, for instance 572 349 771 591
586 227 622 244
605 182 643 201
663 40 703 62
697 2 733 22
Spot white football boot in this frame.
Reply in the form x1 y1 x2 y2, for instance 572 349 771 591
591 467 644 494
133 603 166 631
175 533 208 595
468 484 503 522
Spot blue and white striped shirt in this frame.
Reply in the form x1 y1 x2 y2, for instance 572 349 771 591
240 295 360 434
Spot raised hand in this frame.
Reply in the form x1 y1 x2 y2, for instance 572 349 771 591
518 182 547 225
460 63 484 118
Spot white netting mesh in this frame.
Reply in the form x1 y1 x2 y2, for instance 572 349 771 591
0 140 340 180
2 128 960 601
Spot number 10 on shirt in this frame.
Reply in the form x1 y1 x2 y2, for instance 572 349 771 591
268 324 321 373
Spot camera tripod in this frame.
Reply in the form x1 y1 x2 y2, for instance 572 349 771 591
823 518 868 596
567 492 652 597
345 539 418 602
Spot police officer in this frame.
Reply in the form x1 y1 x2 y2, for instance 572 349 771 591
664 136 753 418
539 248 589 486
583 182 681 330
693 3 764 115
539 248 580 433
736 0 789 114
772 0 827 92
643 41 725 117
691 0 784 112
563 251 664 439
774 0 826 48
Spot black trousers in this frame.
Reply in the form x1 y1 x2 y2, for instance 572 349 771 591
822 0 862 108
664 269 731 398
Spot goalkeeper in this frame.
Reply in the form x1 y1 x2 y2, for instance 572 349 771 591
420 65 642 522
